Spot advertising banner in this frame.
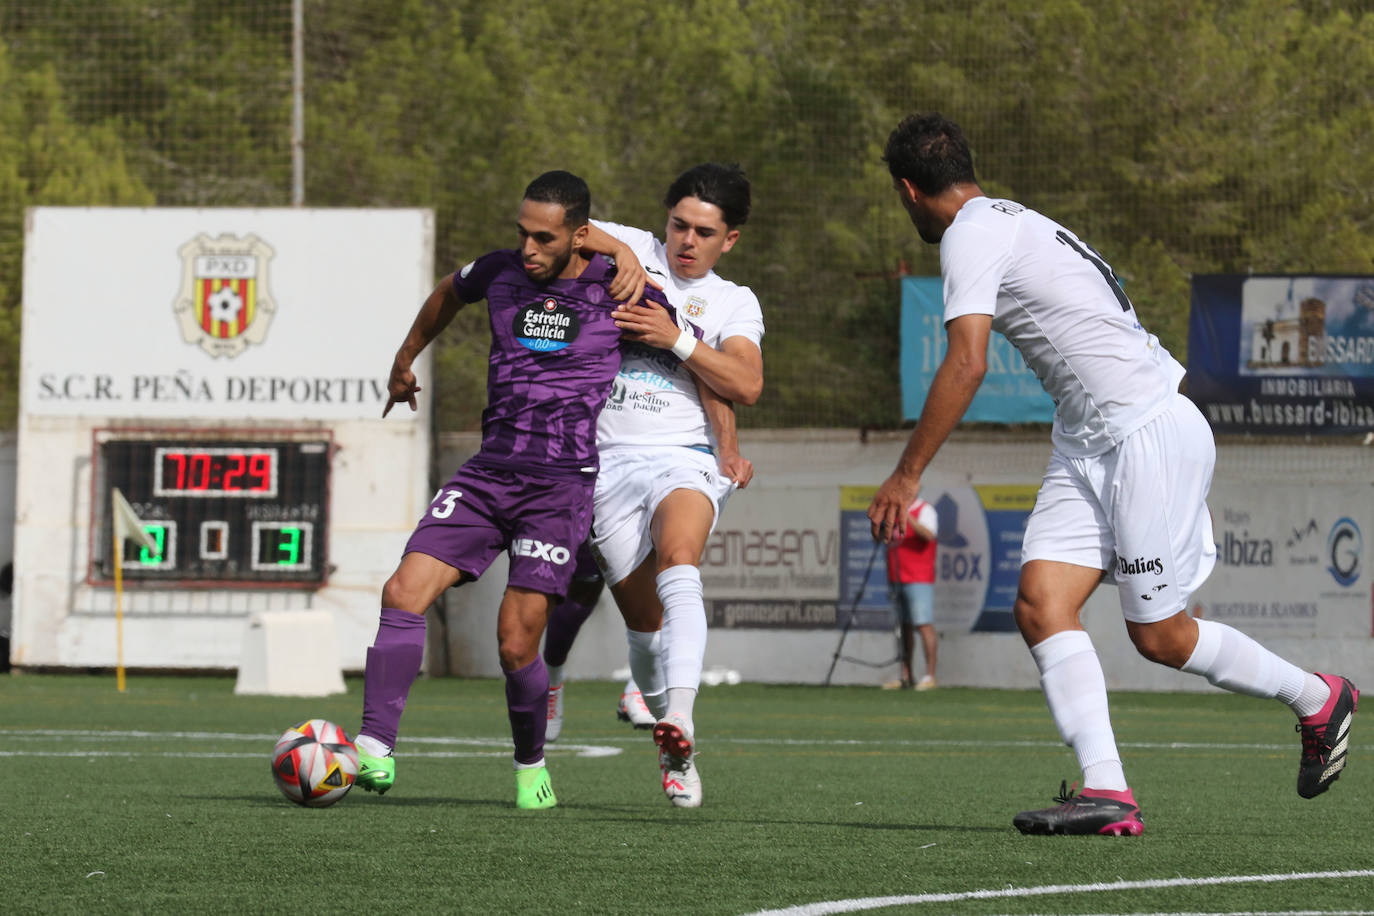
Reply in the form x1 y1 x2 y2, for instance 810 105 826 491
1188 274 1374 435
700 484 841 630
833 484 1036 633
22 207 433 420
900 276 1054 424
704 482 1037 632
1194 481 1370 640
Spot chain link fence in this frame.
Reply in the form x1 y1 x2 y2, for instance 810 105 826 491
4 0 1371 430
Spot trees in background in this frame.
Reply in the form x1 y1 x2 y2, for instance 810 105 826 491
2 0 1370 428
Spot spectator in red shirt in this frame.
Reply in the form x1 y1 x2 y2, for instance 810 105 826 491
886 495 939 689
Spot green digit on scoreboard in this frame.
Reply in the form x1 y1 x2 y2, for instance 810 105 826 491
138 525 166 565
277 526 301 566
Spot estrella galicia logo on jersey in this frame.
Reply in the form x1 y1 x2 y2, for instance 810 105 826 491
1116 554 1164 576
685 295 706 318
511 537 572 566
513 297 581 352
1327 517 1362 588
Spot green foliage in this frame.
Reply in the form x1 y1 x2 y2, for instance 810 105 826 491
0 42 154 425
3 0 1373 429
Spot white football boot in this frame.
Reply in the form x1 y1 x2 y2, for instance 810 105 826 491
617 689 656 729
546 682 565 743
653 712 702 808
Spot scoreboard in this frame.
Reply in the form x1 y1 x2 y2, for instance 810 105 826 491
90 431 332 586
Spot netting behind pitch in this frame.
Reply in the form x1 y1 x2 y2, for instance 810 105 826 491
3 0 1371 431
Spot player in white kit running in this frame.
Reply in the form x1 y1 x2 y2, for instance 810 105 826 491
869 113 1357 836
579 163 765 807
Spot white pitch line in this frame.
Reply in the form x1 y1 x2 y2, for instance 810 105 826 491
2 728 1364 754
982 912 1374 916
742 870 1374 916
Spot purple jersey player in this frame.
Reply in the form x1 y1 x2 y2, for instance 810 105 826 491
351 170 672 810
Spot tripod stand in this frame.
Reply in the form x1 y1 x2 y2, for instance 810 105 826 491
823 538 900 686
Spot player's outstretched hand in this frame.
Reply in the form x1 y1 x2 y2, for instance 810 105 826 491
383 363 420 418
868 470 919 542
613 301 680 349
719 452 754 488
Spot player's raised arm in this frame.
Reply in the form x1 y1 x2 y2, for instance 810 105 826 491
383 272 466 417
614 303 764 406
679 333 763 406
579 222 657 305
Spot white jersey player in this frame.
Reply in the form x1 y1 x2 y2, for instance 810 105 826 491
577 163 764 808
870 113 1357 836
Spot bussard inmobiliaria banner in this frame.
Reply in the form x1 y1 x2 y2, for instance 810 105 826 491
1188 274 1374 436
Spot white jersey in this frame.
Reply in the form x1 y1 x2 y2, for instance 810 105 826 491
592 219 765 449
940 197 1186 457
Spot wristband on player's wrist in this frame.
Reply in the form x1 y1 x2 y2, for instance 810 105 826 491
671 329 696 361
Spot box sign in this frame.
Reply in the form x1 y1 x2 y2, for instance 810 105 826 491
22 207 432 420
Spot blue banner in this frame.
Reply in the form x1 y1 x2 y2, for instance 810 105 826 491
899 277 1054 423
837 486 896 631
1188 275 1374 435
837 484 1037 633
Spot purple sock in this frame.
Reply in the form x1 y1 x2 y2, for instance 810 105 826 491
359 607 426 749
543 597 598 667
505 656 549 765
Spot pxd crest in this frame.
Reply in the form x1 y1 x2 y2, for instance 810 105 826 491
174 233 277 358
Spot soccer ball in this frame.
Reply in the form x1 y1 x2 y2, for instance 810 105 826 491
271 719 358 808
206 285 243 324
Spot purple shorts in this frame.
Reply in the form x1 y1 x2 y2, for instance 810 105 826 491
405 462 594 599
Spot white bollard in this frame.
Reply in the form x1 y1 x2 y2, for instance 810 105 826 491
234 610 346 696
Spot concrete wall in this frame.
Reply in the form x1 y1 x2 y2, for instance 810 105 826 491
431 429 1374 692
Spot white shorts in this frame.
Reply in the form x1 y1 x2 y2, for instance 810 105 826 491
1020 393 1217 623
591 445 736 586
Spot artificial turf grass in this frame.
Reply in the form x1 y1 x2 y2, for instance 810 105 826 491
2 674 1370 915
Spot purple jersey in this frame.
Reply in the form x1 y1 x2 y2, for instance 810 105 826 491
452 250 670 478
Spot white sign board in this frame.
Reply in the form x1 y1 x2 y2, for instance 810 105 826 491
14 207 434 672
22 207 433 420
1194 480 1370 638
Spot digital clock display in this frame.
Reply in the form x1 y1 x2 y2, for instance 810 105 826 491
155 447 278 497
92 434 330 586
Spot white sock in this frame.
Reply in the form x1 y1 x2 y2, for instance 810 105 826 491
547 664 564 689
355 734 392 757
1030 630 1127 792
513 756 544 770
1181 618 1308 707
1292 674 1334 719
626 629 666 717
665 687 697 734
657 565 707 692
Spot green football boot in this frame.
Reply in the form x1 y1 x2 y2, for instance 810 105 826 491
355 747 395 795
514 765 557 810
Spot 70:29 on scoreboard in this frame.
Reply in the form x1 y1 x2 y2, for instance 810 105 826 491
93 434 330 586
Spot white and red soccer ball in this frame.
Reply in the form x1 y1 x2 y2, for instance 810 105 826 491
271 719 358 808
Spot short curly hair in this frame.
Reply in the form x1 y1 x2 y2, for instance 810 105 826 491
883 113 977 196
